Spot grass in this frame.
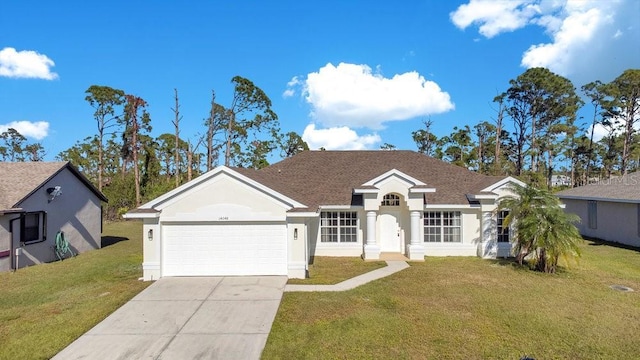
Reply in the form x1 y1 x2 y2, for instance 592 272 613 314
0 221 149 360
287 257 386 285
264 240 640 359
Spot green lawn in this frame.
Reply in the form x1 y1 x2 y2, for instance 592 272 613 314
0 221 149 360
264 241 640 359
287 257 386 285
2 222 639 359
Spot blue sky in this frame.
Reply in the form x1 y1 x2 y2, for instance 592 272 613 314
1 0 638 162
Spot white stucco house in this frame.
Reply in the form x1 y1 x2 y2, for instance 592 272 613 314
124 150 524 280
0 162 108 272
557 171 640 248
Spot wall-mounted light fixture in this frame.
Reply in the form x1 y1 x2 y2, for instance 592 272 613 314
46 186 62 203
294 228 298 240
147 229 153 241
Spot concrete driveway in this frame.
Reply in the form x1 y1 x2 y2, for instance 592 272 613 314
53 276 287 360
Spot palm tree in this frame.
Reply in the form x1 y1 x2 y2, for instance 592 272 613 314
497 184 582 273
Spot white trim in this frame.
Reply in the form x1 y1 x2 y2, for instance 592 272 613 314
122 211 160 219
361 168 426 187
481 176 526 192
425 204 479 209
409 187 436 193
557 195 640 204
319 205 362 210
286 212 320 218
137 166 306 210
467 194 498 201
353 188 379 194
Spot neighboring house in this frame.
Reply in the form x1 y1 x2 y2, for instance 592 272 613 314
124 151 524 280
557 171 640 248
0 162 108 272
551 174 570 187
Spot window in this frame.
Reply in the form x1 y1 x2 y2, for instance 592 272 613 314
381 194 400 206
320 212 357 243
23 212 46 244
424 211 461 242
497 210 510 243
588 201 597 229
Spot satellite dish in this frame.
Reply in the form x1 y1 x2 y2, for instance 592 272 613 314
47 186 62 203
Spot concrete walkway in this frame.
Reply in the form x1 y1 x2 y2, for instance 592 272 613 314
53 276 287 360
285 260 409 292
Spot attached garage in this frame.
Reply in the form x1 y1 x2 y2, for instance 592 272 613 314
161 223 287 277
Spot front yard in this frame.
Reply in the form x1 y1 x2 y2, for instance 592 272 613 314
1 220 638 359
0 221 149 360
264 242 640 359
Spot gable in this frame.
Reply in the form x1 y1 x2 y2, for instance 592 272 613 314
131 166 305 220
0 162 107 211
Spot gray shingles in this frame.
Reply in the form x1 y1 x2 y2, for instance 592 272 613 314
0 162 68 210
556 171 640 202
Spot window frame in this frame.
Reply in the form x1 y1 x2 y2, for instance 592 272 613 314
381 193 400 206
423 211 462 243
497 210 510 243
320 211 358 243
22 211 47 245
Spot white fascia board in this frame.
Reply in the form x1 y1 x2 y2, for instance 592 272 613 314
122 212 160 219
481 176 526 192
286 212 320 218
425 204 478 209
557 194 640 204
467 194 498 201
409 188 436 193
138 166 306 210
353 188 379 194
361 168 426 187
319 205 363 210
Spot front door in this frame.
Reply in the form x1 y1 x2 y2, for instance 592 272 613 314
379 211 402 252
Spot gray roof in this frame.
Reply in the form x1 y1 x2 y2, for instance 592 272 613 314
556 171 640 202
0 161 108 211
234 150 507 210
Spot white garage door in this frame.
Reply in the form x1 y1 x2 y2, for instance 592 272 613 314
162 223 287 276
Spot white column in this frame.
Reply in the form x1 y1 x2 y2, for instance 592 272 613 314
407 211 425 260
364 211 380 259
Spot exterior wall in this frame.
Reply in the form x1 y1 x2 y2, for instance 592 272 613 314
9 168 103 271
142 217 161 281
286 217 308 278
0 216 16 272
144 172 297 280
159 173 287 220
312 208 364 257
423 207 482 256
562 198 640 247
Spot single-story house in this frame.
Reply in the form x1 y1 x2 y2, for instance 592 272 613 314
0 162 108 272
557 171 640 248
124 150 524 280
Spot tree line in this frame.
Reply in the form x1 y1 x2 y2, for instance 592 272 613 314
1 68 637 219
412 68 639 187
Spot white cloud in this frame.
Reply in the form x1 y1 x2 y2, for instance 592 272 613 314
285 62 454 130
451 0 639 83
0 47 58 80
450 0 538 38
0 121 50 140
301 123 381 150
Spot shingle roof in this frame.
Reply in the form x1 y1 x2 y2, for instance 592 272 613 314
234 150 507 210
556 171 640 202
0 162 107 211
